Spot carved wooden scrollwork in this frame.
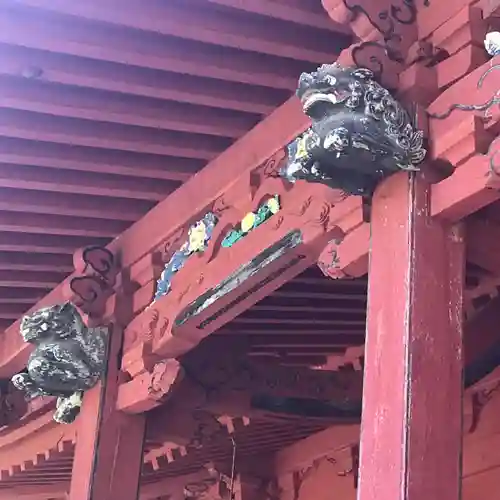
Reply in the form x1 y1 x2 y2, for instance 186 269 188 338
65 245 119 316
342 0 430 77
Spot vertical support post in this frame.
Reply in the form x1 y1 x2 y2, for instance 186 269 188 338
358 172 464 500
69 323 146 500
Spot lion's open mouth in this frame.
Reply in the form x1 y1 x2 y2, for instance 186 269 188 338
302 92 339 115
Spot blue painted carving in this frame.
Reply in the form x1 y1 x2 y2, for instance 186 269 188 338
153 212 218 302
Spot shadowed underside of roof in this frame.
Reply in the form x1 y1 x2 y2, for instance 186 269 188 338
0 0 353 332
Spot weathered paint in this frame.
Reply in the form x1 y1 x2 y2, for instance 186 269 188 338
358 172 464 500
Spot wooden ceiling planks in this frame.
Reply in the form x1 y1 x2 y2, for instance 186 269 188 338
0 0 353 338
3 0 350 63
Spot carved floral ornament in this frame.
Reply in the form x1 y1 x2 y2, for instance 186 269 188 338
153 197 282 303
340 0 431 76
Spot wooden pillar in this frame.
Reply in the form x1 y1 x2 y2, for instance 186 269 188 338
69 323 146 500
358 172 464 500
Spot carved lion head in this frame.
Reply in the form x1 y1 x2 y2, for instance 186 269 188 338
20 302 85 344
296 64 374 119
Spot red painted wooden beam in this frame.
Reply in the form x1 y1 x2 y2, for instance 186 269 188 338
431 141 500 222
70 324 146 500
358 172 464 500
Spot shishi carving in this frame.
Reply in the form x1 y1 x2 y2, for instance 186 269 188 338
280 63 426 196
11 302 107 424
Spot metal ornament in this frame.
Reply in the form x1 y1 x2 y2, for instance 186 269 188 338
280 63 426 196
11 302 107 424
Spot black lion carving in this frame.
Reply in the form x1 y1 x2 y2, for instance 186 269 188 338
11 302 107 424
281 63 426 196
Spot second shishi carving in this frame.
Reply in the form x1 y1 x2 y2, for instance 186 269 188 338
11 302 108 424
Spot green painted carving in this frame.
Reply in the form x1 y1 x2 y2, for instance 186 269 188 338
221 196 281 248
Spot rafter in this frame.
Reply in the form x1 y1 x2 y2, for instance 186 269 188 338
0 483 69 499
0 46 286 115
232 317 366 326
239 333 364 346
216 330 365 338
0 253 72 273
0 289 45 304
251 304 365 314
0 137 203 182
7 0 350 63
0 163 176 201
204 0 347 31
272 290 367 301
0 212 128 238
0 270 65 289
250 346 346 356
0 189 153 222
0 232 109 254
0 6 306 89
0 77 260 138
0 109 229 160
0 410 76 472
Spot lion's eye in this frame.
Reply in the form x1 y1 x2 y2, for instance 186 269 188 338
325 76 337 86
40 323 49 331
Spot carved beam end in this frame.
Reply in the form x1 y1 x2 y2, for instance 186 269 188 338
117 359 183 414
